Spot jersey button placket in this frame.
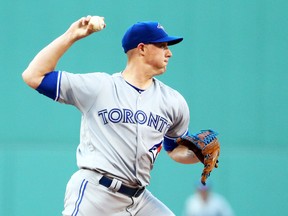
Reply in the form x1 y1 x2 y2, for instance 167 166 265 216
135 94 143 181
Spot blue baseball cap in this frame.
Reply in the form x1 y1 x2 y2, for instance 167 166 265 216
122 21 183 53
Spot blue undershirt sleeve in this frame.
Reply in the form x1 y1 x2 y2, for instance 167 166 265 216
163 130 189 151
36 71 62 101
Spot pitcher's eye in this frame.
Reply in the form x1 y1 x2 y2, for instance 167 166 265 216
153 43 169 50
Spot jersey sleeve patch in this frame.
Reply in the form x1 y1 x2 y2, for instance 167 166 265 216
36 71 62 101
163 130 189 151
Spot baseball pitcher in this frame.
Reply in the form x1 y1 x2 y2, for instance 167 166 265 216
22 15 220 216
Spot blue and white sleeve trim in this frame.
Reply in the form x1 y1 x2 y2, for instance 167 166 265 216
36 71 62 101
163 130 189 151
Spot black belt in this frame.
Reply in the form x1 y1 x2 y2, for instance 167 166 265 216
99 175 145 198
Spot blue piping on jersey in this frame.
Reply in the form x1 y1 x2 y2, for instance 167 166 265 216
125 80 145 93
55 71 62 101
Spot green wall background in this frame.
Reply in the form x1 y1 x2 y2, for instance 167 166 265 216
1 0 287 215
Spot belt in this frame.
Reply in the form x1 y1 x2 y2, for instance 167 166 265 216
99 175 145 198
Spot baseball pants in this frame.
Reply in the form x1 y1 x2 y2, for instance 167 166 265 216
62 169 175 216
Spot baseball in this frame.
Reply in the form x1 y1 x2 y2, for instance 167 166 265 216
89 16 106 32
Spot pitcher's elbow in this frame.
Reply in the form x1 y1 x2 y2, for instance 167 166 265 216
22 69 40 89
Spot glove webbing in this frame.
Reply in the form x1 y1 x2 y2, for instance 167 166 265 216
191 129 218 145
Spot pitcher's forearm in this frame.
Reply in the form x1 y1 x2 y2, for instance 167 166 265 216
168 145 200 164
22 16 100 89
22 32 76 89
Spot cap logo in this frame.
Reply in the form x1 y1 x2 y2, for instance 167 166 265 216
157 23 167 33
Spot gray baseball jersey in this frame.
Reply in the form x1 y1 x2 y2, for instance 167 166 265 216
38 71 190 187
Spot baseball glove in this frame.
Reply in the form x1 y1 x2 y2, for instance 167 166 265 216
176 129 220 185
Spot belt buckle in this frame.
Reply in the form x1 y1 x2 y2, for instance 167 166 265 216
133 187 145 197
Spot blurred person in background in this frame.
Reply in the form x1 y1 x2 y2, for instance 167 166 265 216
183 182 235 216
